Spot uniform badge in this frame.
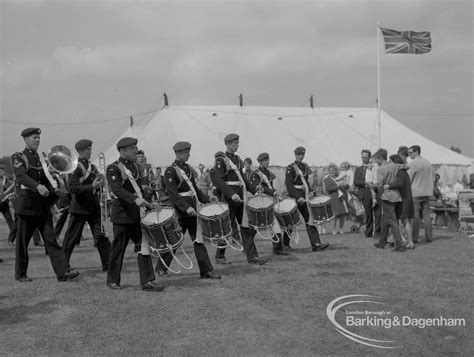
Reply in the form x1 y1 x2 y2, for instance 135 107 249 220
169 178 173 182
12 158 23 168
111 175 116 180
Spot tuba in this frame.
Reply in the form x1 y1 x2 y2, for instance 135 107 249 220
42 145 79 223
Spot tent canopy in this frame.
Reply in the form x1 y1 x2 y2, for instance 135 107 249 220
96 105 473 168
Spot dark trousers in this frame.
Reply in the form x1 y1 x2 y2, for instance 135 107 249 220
15 214 68 279
359 188 381 237
54 207 70 239
9 215 43 245
157 217 213 276
107 223 155 285
288 203 321 247
412 196 432 242
215 203 259 261
273 232 290 253
378 201 404 248
1 202 14 232
62 213 111 270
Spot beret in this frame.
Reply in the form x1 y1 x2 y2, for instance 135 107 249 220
75 139 93 151
294 146 306 155
224 133 239 143
173 141 191 152
257 152 269 162
215 151 225 158
116 137 138 149
21 127 41 137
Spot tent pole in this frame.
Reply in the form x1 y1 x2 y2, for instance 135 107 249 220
377 22 382 148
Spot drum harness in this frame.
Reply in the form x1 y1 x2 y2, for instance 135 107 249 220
292 163 319 231
118 162 193 274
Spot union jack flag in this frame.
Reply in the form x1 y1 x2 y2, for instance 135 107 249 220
380 27 432 54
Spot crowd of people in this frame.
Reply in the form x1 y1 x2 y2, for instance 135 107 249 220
1 127 473 288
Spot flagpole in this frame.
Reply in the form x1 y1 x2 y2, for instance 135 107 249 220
377 22 382 148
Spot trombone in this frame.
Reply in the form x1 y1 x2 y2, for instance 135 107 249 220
98 153 109 235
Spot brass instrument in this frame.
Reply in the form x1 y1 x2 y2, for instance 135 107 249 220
98 153 109 235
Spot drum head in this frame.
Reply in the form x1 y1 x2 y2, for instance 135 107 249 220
199 203 229 217
310 195 331 205
141 208 174 226
247 195 274 209
274 198 297 213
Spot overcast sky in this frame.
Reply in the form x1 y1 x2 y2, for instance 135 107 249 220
1 0 473 158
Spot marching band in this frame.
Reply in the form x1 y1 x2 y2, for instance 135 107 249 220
3 127 337 291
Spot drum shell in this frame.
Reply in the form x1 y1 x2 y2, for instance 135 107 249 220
309 196 334 223
274 198 301 229
247 196 274 229
198 204 232 241
141 210 183 252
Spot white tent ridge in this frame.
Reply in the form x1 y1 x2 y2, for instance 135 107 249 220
96 105 473 169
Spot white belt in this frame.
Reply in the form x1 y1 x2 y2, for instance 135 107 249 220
178 191 194 197
225 181 242 186
20 184 30 190
294 185 304 189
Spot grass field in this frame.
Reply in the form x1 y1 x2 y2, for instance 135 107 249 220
0 220 472 356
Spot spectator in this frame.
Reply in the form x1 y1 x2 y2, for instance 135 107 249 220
324 163 349 235
243 157 253 181
407 145 434 243
388 154 415 249
373 149 405 252
196 163 211 195
337 161 354 191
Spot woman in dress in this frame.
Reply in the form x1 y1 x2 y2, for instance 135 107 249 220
324 163 349 235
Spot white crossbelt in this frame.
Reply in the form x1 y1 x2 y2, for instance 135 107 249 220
294 185 304 189
178 191 194 197
225 181 243 186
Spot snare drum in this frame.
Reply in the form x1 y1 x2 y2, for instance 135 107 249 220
198 203 232 243
247 195 275 230
274 198 301 230
141 207 183 253
309 195 334 223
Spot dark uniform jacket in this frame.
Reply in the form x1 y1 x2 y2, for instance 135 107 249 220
68 158 100 215
164 160 210 219
211 152 254 205
285 161 311 200
249 167 277 196
106 157 144 224
11 148 59 216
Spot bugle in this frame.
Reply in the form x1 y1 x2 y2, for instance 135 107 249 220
98 153 109 235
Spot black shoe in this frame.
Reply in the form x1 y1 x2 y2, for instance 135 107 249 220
282 245 294 251
201 271 222 279
374 243 385 249
273 250 289 256
392 246 407 252
425 239 433 243
312 243 329 252
387 242 395 248
248 257 267 265
215 258 232 265
17 276 32 282
58 270 80 282
107 282 121 290
142 281 165 292
0 258 3 263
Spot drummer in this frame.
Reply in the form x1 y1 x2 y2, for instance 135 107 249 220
249 152 288 256
155 141 221 279
285 147 329 252
211 133 267 265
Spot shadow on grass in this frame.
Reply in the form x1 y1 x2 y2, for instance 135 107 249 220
0 299 57 325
